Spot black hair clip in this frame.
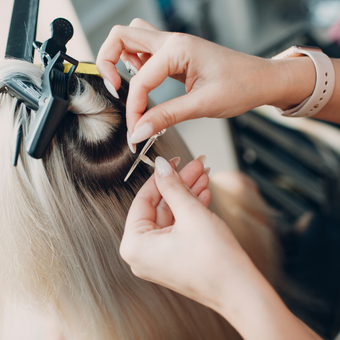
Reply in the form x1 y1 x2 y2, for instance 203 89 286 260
24 51 78 160
3 17 78 166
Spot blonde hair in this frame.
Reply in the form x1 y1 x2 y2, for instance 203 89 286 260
0 60 278 339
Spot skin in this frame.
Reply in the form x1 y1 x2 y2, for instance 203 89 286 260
121 157 322 340
96 18 340 138
96 18 335 339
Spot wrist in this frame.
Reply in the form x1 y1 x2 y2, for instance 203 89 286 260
210 250 267 320
216 258 321 340
266 57 316 111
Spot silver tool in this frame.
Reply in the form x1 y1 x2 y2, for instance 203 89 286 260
124 129 166 182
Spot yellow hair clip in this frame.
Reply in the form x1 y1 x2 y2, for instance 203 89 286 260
64 62 101 76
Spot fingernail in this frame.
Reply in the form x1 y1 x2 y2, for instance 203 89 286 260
170 157 181 167
155 156 173 177
127 131 136 154
104 78 119 99
203 167 211 176
196 155 206 166
125 60 138 76
130 123 154 144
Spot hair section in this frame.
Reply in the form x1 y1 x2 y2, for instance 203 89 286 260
0 60 241 340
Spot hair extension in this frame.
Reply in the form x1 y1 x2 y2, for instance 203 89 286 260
0 60 280 339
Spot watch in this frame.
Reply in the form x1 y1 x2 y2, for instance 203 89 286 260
272 45 335 117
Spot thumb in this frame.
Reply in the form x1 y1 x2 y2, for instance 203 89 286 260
154 157 203 217
129 91 207 144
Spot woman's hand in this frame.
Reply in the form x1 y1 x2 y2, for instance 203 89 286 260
96 19 290 145
121 156 323 340
120 156 251 311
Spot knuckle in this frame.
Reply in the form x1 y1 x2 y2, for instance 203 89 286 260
131 267 146 279
119 240 136 264
168 32 194 48
160 179 182 194
158 107 177 128
129 75 138 87
130 18 144 27
109 25 124 36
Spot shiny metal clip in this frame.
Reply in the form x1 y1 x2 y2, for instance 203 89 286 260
124 129 166 182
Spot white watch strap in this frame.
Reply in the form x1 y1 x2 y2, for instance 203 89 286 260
272 46 335 117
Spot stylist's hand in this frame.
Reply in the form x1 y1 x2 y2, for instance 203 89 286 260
120 156 252 312
96 19 282 145
121 157 323 340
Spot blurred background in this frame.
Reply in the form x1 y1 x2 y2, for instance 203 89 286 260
3 0 340 339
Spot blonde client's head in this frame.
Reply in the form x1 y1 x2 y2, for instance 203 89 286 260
0 60 244 340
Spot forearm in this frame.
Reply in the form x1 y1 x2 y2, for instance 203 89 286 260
266 56 340 124
211 253 322 340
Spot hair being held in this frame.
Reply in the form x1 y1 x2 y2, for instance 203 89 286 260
0 59 281 339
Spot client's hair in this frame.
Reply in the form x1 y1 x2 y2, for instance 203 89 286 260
0 60 277 339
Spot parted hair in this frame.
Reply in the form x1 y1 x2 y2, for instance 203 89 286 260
0 60 281 340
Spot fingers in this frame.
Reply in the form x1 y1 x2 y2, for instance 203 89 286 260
121 51 143 71
130 18 161 31
97 21 201 140
125 173 160 232
127 19 161 65
125 156 208 228
97 25 180 137
191 172 209 198
125 47 179 136
178 156 210 204
197 188 211 208
96 25 169 90
154 157 205 218
123 156 210 265
125 32 203 138
156 157 209 226
178 156 205 187
120 19 161 69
